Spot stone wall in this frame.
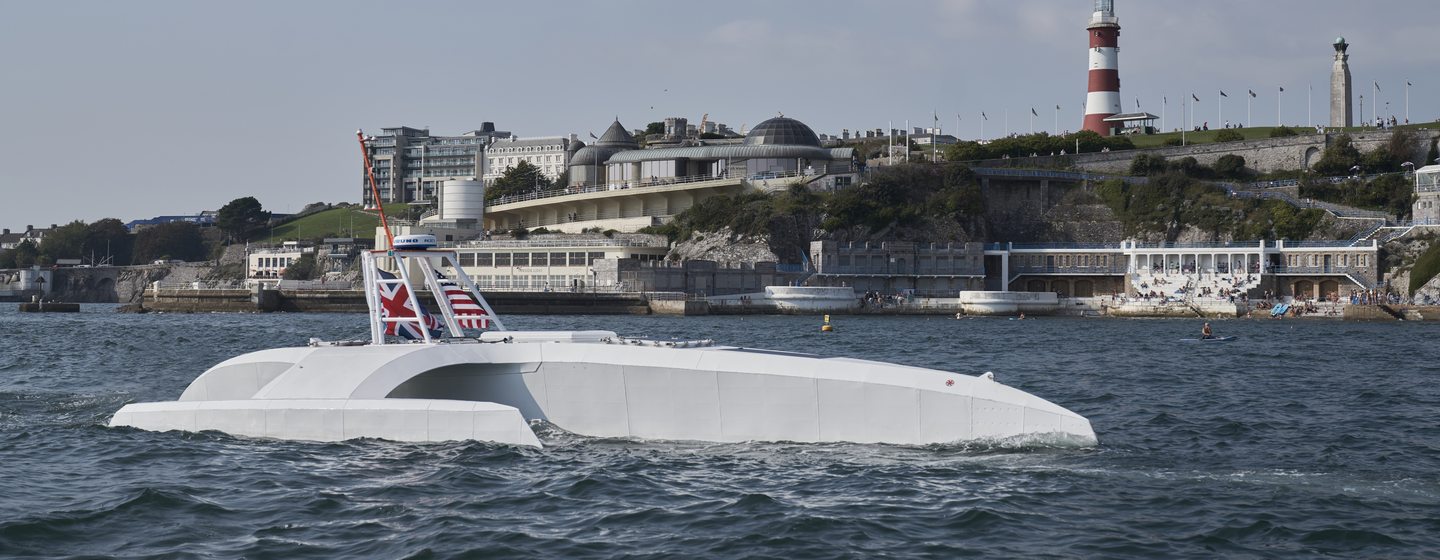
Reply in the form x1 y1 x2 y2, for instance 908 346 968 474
980 129 1439 174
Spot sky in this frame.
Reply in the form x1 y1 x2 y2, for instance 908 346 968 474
1 0 1435 230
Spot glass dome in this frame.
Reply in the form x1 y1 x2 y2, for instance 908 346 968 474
743 117 821 147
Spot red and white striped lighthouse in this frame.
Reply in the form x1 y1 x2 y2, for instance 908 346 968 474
1082 0 1121 136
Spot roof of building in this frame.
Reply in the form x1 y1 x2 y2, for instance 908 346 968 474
569 144 632 167
489 137 572 149
595 120 638 147
605 144 849 164
744 117 820 147
1102 112 1159 122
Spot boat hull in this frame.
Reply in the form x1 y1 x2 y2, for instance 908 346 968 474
110 332 1097 448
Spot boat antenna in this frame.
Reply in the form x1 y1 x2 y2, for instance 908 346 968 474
356 129 395 250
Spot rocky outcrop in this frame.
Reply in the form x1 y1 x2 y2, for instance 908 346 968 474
669 228 778 267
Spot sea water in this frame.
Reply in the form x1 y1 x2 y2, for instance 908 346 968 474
2 306 1438 558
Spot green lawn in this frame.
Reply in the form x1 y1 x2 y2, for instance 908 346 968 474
257 203 411 243
1129 122 1436 148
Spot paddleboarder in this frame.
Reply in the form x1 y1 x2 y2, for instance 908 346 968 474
1201 322 1213 340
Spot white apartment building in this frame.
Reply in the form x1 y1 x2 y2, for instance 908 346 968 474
483 136 581 185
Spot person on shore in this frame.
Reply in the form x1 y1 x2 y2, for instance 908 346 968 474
1201 322 1213 340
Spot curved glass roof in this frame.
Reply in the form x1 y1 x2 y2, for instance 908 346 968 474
744 117 820 147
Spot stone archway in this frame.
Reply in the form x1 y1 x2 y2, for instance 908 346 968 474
1318 279 1340 301
1293 280 1315 299
1026 279 1048 292
1303 146 1321 169
1073 279 1095 297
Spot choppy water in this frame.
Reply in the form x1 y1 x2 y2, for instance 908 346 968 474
2 306 1439 558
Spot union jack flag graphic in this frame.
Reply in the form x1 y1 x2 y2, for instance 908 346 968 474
434 271 489 330
375 269 440 340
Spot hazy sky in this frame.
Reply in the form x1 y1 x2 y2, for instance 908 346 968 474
1 0 1434 229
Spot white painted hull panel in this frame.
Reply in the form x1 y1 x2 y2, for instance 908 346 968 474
111 333 1096 448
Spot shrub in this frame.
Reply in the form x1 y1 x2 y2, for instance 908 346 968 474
1269 126 1299 138
1214 129 1245 142
1163 138 1185 146
1128 153 1168 176
1213 154 1248 180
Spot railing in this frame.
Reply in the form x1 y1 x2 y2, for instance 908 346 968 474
1267 265 1374 276
488 210 671 228
1009 264 1129 275
815 266 986 276
1128 241 1265 249
1281 240 1377 248
1006 242 1125 250
489 171 759 207
443 238 666 249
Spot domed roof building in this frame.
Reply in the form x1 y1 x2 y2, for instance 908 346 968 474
743 117 821 147
568 120 640 187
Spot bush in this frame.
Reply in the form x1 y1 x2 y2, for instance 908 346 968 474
1129 153 1168 176
1269 126 1299 138
1213 154 1248 180
1214 129 1245 142
1311 134 1362 176
282 253 318 280
1163 138 1185 146
1410 243 1440 294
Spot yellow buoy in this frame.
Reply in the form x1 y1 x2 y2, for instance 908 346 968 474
821 314 834 332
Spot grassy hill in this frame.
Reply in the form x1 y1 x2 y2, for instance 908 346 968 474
257 203 412 243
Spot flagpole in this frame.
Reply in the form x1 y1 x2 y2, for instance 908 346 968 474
1182 96 1187 146
1247 93 1252 127
980 112 986 141
1373 81 1378 124
1005 108 1009 137
1405 80 1411 123
1218 90 1223 129
1162 95 1167 132
1278 87 1282 127
1307 83 1312 128
1054 105 1059 135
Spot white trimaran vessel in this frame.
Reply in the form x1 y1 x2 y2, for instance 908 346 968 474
109 131 1097 448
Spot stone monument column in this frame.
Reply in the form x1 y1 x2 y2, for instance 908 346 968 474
1330 37 1352 127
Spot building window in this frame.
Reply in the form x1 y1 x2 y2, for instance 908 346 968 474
551 252 567 266
531 252 548 266
477 253 493 267
513 253 529 267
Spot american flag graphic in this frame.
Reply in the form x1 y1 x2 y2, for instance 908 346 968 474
435 271 489 330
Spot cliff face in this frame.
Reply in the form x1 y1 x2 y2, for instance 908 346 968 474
981 181 1123 243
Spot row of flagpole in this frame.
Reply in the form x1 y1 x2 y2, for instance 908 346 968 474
913 79 1414 143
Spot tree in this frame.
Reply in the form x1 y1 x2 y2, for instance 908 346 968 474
282 253 318 280
133 222 206 263
644 122 665 136
1213 154 1248 180
0 249 14 269
1312 134 1362 175
216 196 271 241
39 220 89 262
84 218 134 265
485 160 553 203
11 240 39 267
